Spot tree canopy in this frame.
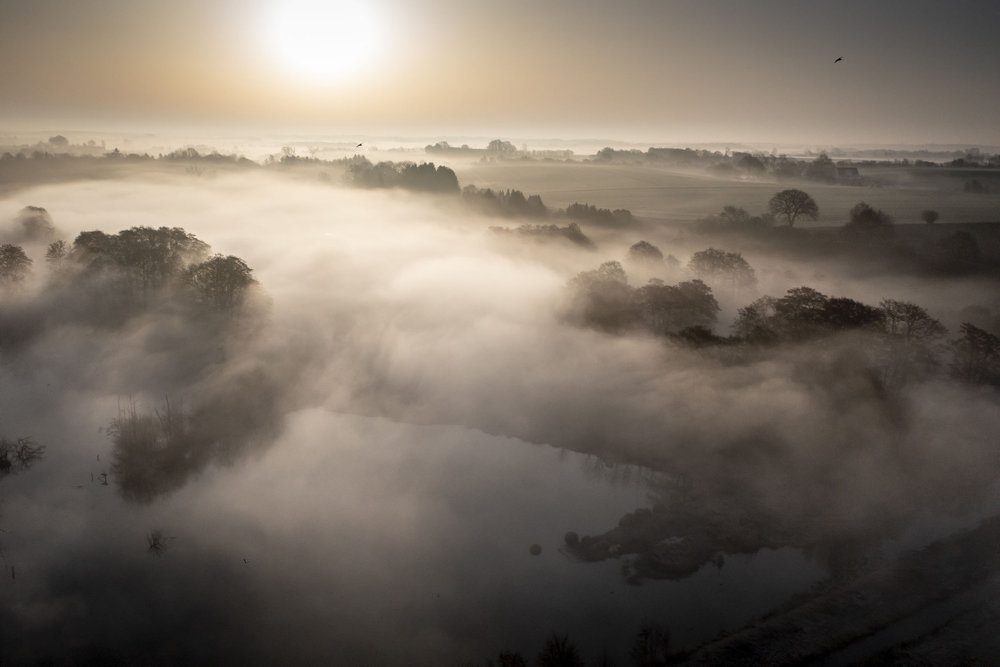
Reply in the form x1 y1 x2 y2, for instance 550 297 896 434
688 248 756 292
0 244 32 284
768 189 819 227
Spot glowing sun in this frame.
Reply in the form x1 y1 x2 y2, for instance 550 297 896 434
263 0 382 83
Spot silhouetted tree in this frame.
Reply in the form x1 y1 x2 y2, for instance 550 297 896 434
626 241 664 264
732 295 779 342
490 223 592 247
880 299 946 342
13 205 56 241
768 189 818 227
688 248 756 294
568 261 636 331
733 287 882 342
878 298 947 386
718 205 752 226
821 297 885 330
699 206 775 232
736 153 766 174
773 286 829 338
45 239 67 262
566 203 633 226
70 226 210 301
487 139 517 156
184 254 257 312
804 152 836 182
536 633 584 667
633 279 719 335
844 202 893 236
0 436 45 477
346 158 459 193
399 162 460 193
921 209 939 225
464 186 547 217
0 244 32 284
951 323 1000 385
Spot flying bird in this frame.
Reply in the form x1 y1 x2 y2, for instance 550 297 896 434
834 57 843 63
355 143 363 148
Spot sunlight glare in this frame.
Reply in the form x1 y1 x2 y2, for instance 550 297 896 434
264 0 382 83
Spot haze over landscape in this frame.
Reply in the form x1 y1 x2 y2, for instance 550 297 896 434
2 0 999 145
3 1 1000 665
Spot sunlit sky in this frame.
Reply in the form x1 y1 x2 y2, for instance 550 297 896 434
1 0 999 146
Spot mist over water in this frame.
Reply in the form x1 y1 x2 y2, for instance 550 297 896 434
2 148 1000 664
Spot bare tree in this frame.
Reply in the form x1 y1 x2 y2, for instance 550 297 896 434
767 189 818 227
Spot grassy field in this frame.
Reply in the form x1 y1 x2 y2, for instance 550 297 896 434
455 161 1000 226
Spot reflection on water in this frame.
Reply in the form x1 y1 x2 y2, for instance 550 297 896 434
0 409 825 665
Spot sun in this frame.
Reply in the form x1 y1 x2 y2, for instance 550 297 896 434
263 0 382 83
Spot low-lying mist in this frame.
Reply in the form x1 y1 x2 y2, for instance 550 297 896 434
2 160 1000 663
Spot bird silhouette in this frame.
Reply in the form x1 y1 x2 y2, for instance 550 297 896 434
355 143 363 148
834 57 843 63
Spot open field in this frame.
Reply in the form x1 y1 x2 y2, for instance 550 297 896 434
458 161 1000 226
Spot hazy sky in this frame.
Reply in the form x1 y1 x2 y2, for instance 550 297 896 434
1 0 999 145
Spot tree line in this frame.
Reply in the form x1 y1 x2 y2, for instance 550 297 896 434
568 245 1000 388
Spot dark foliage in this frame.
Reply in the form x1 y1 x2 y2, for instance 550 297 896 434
951 323 1000 385
184 254 257 312
566 202 633 226
626 241 664 264
0 243 32 284
70 226 211 301
110 372 284 503
633 280 719 335
768 189 818 227
0 436 45 478
489 223 592 247
568 261 636 332
11 205 57 242
733 287 885 342
844 202 894 237
804 152 837 182
568 262 719 336
346 157 460 193
688 248 756 291
464 185 548 218
536 633 584 667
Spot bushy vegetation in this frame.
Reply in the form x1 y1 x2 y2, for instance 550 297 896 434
346 157 460 193
568 261 719 336
463 185 548 217
0 243 32 285
567 257 996 391
1 214 269 502
0 436 44 478
566 202 633 226
488 222 592 247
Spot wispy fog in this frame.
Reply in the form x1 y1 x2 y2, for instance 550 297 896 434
2 153 1000 664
